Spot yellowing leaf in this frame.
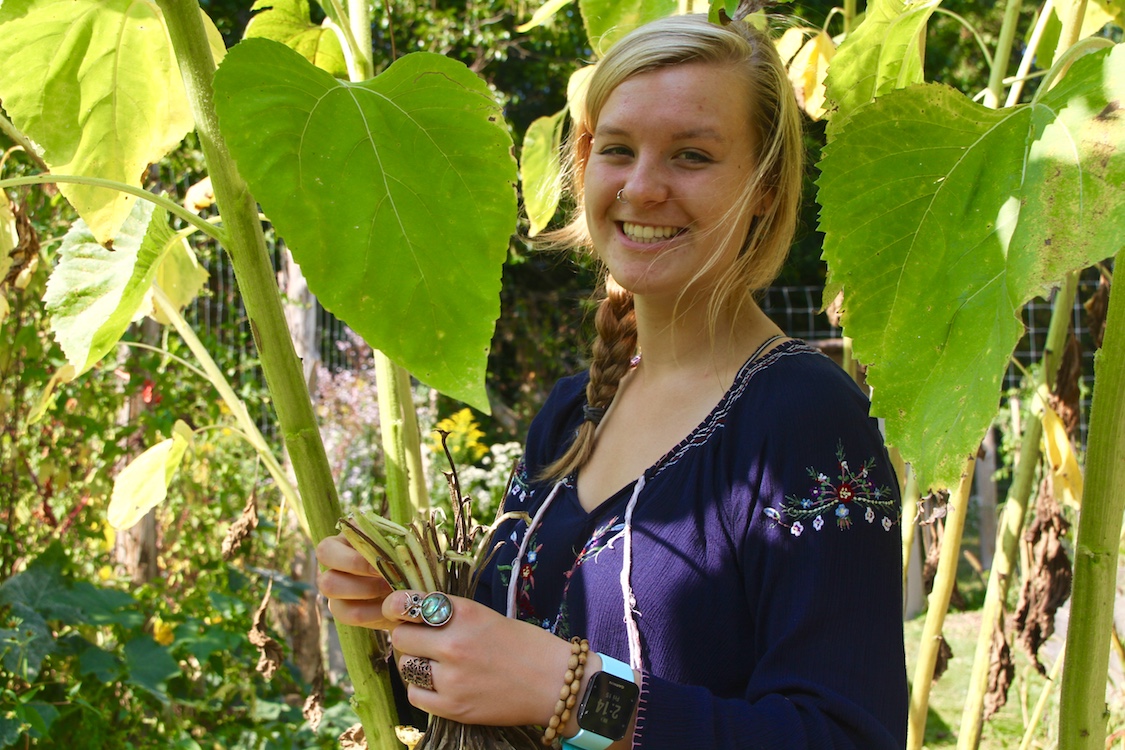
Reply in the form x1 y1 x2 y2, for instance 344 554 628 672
517 0 576 32
521 109 567 236
152 240 209 325
1040 400 1084 509
183 176 215 214
0 193 16 282
244 0 347 78
108 430 190 530
788 31 835 120
29 363 75 424
775 26 810 67
567 64 597 125
0 0 224 242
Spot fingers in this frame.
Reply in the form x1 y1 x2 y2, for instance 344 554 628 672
326 595 394 630
383 589 456 628
316 533 380 577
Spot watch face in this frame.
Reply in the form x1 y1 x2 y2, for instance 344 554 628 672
577 672 640 741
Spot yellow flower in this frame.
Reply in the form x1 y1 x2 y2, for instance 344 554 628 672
430 408 488 464
97 565 114 581
153 617 175 646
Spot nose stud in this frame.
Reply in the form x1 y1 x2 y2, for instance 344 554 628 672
616 189 628 204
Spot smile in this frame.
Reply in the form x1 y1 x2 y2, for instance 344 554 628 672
621 222 685 244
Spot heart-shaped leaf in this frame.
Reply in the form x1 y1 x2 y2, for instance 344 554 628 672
213 40 518 411
0 0 225 242
818 44 1125 491
44 202 178 375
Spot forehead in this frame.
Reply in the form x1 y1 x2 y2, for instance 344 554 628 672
594 63 753 142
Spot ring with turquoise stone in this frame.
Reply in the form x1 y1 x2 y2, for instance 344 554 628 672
419 592 453 627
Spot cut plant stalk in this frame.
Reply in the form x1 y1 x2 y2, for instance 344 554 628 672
153 0 399 746
343 433 541 749
1059 249 1125 748
907 461 975 750
957 273 1079 749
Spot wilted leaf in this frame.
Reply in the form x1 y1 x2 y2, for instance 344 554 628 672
0 0 224 242
578 0 677 56
44 201 177 375
303 659 326 732
983 617 1015 719
517 0 576 32
521 109 567 236
1084 274 1111 348
788 30 835 120
249 581 283 680
775 26 810 67
244 0 347 78
1040 397 1084 508
183 176 215 214
932 633 953 682
818 45 1125 491
107 424 191 530
213 41 517 411
222 491 259 560
1014 478 1072 674
823 0 940 133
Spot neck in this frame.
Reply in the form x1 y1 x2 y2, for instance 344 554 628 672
631 292 781 380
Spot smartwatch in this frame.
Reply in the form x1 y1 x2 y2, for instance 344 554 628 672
562 653 640 750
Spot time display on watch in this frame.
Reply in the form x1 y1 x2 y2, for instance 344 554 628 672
576 671 640 740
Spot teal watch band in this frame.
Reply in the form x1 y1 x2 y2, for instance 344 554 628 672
562 654 637 750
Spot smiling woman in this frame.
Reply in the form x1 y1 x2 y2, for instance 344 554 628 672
318 14 907 750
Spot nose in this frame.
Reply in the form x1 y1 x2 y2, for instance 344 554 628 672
622 157 670 207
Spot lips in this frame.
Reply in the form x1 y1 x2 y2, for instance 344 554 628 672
621 221 685 244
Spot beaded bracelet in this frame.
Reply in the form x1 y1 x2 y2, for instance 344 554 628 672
542 636 589 746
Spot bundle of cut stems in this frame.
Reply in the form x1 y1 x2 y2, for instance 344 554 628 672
340 435 541 750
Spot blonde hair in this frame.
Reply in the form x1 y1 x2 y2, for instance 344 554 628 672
540 14 804 482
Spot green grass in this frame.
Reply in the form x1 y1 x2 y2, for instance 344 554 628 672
905 608 1057 749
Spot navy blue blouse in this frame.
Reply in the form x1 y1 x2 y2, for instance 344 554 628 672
478 340 908 748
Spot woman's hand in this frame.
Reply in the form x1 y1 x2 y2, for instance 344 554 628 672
315 533 394 630
384 589 580 729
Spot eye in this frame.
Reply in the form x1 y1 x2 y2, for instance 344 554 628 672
676 150 713 164
596 145 633 158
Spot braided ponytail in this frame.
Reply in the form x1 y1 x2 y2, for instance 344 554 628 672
540 277 637 481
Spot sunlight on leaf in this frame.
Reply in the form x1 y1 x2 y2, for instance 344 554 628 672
44 202 177 375
818 44 1125 491
788 30 835 121
1040 397 1084 509
108 424 191 531
522 109 567 236
517 0 576 33
824 0 940 134
151 241 209 326
245 0 347 78
579 0 677 56
213 41 517 411
0 0 224 242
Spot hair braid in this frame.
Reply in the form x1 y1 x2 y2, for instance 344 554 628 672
539 278 636 481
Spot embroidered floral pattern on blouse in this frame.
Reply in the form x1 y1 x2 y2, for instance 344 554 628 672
764 442 898 536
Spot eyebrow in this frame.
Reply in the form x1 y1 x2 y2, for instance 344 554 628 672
595 125 728 143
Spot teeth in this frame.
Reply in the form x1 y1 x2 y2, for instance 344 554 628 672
622 222 682 244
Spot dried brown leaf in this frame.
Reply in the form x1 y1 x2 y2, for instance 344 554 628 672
983 617 1015 720
249 580 284 680
1013 477 1073 674
302 658 325 733
222 490 258 560
1084 274 1110 349
339 724 367 750
932 634 953 683
1049 329 1082 436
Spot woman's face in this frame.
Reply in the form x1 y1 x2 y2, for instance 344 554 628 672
584 62 758 305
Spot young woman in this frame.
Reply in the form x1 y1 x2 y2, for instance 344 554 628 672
317 14 908 749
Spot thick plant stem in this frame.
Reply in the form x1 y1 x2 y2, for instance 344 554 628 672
1059 251 1125 747
956 273 1079 749
907 461 975 750
154 1 399 746
376 350 414 523
983 0 1023 109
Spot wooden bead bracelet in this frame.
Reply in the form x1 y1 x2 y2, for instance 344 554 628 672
542 636 589 746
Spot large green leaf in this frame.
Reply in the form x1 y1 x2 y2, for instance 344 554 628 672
123 636 180 701
244 0 347 78
824 0 941 134
521 109 567 237
213 40 517 411
818 44 1125 491
0 0 223 242
44 202 177 375
578 0 677 56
